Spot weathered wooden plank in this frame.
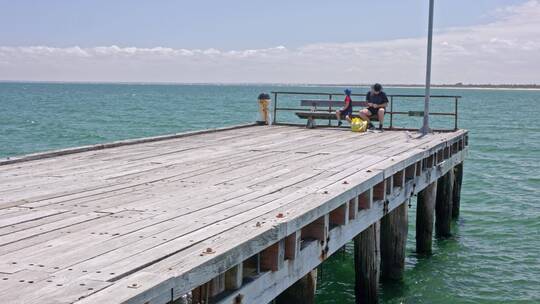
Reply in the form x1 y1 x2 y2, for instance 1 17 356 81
0 212 108 246
0 127 394 182
0 209 68 228
0 207 26 216
0 210 155 262
11 151 270 215
0 270 51 293
1 129 438 211
2 149 266 208
0 276 112 304
0 128 306 207
0 123 258 166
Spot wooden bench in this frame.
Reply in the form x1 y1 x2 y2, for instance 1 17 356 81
295 99 379 128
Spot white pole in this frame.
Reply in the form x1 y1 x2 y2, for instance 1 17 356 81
421 0 434 135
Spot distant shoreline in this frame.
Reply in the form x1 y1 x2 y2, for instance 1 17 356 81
380 84 540 90
385 85 540 91
308 83 540 90
1 80 539 91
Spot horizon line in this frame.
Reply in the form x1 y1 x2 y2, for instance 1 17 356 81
1 80 539 87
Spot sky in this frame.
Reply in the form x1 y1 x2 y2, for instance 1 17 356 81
0 0 539 84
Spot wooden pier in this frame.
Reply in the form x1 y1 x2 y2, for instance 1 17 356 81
0 124 468 304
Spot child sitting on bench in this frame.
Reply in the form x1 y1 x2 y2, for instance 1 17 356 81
336 89 353 127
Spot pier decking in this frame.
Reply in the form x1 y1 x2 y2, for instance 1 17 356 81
0 125 468 304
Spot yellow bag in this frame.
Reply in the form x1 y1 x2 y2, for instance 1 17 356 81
351 117 367 132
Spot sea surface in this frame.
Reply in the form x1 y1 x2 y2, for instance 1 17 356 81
1 82 539 303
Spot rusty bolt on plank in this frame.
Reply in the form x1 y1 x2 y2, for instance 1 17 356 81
276 213 284 218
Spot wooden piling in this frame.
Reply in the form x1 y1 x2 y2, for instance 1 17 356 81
225 264 243 291
416 181 437 255
191 283 209 304
354 222 380 304
435 170 454 237
380 203 408 281
275 269 317 304
209 274 226 299
452 162 463 219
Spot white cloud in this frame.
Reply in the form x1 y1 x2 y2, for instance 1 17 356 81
1 1 539 84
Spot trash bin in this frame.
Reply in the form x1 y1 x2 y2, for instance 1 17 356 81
257 93 271 125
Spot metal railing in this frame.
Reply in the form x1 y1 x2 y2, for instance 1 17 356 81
271 91 461 131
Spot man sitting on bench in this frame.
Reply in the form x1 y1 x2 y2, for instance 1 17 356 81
359 83 388 130
336 88 353 127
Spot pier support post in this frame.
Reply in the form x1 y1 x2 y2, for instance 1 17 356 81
452 162 463 219
354 222 380 304
435 170 454 237
380 203 408 281
190 283 209 304
416 181 437 255
225 264 243 290
275 269 317 304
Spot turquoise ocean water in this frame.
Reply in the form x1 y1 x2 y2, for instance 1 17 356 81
1 82 539 303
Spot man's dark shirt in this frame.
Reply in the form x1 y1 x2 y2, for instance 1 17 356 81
366 91 389 106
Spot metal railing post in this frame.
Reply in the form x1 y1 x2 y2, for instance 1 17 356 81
390 95 394 129
454 97 458 130
273 92 278 125
328 94 333 126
